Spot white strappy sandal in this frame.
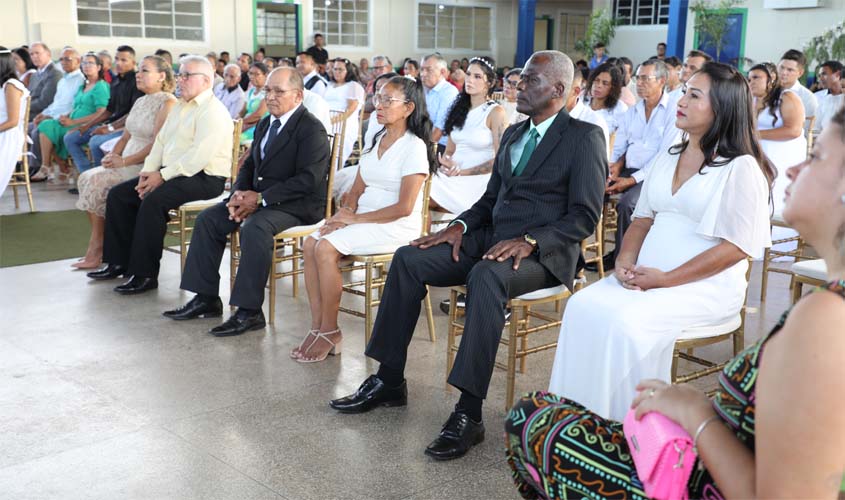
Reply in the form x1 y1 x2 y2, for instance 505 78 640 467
296 329 342 364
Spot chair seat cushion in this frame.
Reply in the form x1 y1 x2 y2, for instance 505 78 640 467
791 259 827 281
516 284 569 301
679 315 742 340
276 220 325 237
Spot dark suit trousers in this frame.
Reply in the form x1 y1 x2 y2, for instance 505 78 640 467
103 173 225 278
364 228 558 400
180 201 302 310
613 167 643 260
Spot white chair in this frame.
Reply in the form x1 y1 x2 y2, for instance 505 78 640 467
790 259 827 304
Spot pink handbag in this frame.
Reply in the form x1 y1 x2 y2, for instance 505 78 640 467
623 408 696 500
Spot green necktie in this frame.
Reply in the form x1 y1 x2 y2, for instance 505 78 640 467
513 128 539 176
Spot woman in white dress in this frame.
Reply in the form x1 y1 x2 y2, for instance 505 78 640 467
331 71 397 201
499 67 528 125
324 58 365 166
0 47 30 197
292 76 435 363
583 61 629 136
72 56 176 269
548 63 774 420
749 63 807 250
430 56 507 215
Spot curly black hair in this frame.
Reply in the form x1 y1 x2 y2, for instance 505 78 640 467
585 61 624 110
443 56 496 136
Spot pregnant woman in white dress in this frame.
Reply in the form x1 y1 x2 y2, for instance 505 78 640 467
430 56 507 215
292 76 436 363
324 58 365 167
0 48 29 197
749 62 807 250
549 63 774 420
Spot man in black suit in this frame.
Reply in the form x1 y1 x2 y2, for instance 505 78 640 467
330 51 607 460
163 67 330 337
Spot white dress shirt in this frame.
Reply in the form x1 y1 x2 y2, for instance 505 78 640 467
302 89 332 138
788 81 818 118
213 82 246 119
42 69 85 118
304 71 327 97
570 100 610 158
611 90 678 183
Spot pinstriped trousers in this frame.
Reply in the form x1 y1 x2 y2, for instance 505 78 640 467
364 227 558 399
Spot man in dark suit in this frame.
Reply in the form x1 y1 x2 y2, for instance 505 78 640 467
163 67 330 337
330 51 607 460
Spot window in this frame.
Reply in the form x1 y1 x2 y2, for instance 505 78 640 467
313 0 369 47
613 0 670 26
559 13 589 57
257 6 298 48
417 3 492 51
76 0 204 40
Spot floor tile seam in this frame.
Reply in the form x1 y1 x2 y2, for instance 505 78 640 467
157 426 290 499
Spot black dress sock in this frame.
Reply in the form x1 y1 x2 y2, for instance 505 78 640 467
198 293 218 302
376 363 405 388
457 391 483 422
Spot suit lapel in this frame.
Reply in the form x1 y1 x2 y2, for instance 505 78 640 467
251 117 269 167
515 110 570 180
501 119 529 183
262 106 305 165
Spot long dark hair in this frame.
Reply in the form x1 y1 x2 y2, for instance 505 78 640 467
585 62 624 110
444 56 496 135
365 76 436 174
669 62 776 189
0 47 17 86
749 62 783 128
12 47 35 72
332 58 360 83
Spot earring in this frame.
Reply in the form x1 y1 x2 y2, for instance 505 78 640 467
841 194 845 204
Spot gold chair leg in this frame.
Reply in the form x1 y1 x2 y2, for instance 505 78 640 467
12 181 20 208
179 211 187 275
505 304 519 412
268 241 278 325
518 305 528 374
671 349 680 383
446 288 458 381
364 262 374 345
791 281 803 305
424 286 436 342
292 238 300 298
760 247 770 302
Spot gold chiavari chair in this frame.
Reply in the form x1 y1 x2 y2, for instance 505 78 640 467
8 96 35 212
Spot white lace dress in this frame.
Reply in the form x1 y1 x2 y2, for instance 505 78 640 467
76 92 173 217
548 151 771 420
430 101 501 214
0 79 29 197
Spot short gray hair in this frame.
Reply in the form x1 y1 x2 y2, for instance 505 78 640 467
180 54 214 80
223 63 241 76
30 42 50 56
529 50 574 100
640 59 669 81
268 67 304 91
422 53 447 71
61 47 80 60
373 55 391 65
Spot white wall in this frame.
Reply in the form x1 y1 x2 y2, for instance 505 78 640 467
6 0 253 61
608 25 669 66
684 0 845 69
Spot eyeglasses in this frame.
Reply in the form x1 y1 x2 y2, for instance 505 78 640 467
635 75 659 82
265 87 297 97
59 57 76 63
372 94 409 107
177 72 206 80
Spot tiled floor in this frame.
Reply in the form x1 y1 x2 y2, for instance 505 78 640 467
0 182 795 499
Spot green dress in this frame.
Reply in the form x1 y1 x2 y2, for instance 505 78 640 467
38 80 110 159
240 87 268 143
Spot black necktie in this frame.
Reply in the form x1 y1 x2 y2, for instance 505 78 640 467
263 119 281 159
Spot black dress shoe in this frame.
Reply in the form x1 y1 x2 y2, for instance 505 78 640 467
209 309 266 337
86 264 128 280
424 410 485 461
163 296 223 320
585 253 615 272
68 188 79 194
439 293 466 314
114 276 158 295
329 375 407 413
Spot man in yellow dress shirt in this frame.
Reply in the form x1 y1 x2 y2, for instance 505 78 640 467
88 55 234 295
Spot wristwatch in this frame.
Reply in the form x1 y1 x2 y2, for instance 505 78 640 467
256 192 264 207
107 124 114 132
523 233 537 248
